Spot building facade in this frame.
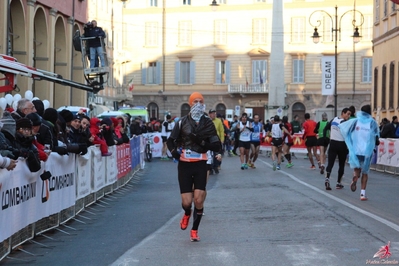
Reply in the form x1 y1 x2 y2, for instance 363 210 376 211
122 0 373 122
372 0 399 122
0 0 129 111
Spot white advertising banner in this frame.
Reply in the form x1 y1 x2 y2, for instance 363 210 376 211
376 138 399 166
0 160 41 242
38 153 76 218
321 56 335 96
106 145 117 185
142 133 163 158
76 148 93 200
92 147 106 191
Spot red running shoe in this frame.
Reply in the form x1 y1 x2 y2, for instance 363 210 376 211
180 213 191 230
190 230 200 242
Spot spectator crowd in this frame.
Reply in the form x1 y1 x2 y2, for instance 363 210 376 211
0 98 160 173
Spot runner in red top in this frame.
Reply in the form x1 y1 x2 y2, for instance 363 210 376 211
302 113 320 169
282 116 294 168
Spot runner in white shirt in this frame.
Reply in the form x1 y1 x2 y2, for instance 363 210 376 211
268 115 291 170
236 113 252 170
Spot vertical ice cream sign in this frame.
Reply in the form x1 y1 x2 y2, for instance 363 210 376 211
321 56 335 95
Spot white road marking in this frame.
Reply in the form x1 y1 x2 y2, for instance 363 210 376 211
110 213 180 266
259 160 399 232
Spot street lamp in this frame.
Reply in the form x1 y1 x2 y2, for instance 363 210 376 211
309 6 364 117
210 0 219 11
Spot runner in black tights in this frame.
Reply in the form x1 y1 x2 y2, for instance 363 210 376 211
323 107 351 190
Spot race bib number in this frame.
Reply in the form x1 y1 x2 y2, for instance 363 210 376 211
241 131 250 137
182 149 202 159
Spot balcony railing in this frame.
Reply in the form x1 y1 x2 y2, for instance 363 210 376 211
228 84 269 94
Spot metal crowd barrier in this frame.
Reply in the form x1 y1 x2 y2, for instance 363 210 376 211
0 136 144 262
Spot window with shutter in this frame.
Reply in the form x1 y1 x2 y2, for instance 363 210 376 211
150 0 157 7
180 62 190 84
214 20 227 45
252 60 267 84
291 17 305 43
215 60 228 84
362 58 372 83
384 0 388 17
179 21 192 46
382 64 387 110
375 0 380 22
252 19 266 44
389 62 394 109
147 62 157 84
293 59 304 83
145 22 158 47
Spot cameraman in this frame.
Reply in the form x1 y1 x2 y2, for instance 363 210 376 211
84 20 106 68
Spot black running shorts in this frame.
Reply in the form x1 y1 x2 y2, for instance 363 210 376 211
161 136 168 143
238 141 251 149
317 137 330 147
178 160 208 193
271 138 283 147
305 136 318 147
250 141 261 148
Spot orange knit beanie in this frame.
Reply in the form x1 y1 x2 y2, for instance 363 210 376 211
188 92 204 106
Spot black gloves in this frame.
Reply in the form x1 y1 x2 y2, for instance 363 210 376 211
53 146 69 155
171 149 181 160
19 148 30 158
79 143 88 155
189 133 205 146
40 171 52 181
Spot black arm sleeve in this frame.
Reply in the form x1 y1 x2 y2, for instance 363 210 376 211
323 122 331 137
314 122 320 134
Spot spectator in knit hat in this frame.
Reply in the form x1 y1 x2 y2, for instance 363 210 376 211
32 99 45 117
0 111 17 148
42 108 60 148
0 120 17 171
26 110 54 150
0 114 20 161
42 108 68 155
27 112 50 162
14 118 41 172
59 109 74 129
11 98 36 120
66 114 88 155
100 118 117 147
